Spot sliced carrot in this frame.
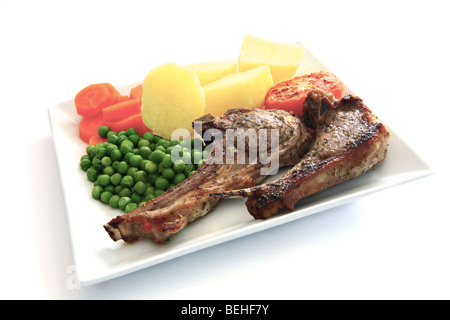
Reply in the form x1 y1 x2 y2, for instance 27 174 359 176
88 133 108 145
102 98 141 121
75 83 120 118
79 114 106 143
106 113 154 136
111 94 130 104
130 84 143 99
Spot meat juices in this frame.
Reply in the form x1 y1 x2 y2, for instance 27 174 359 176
104 108 312 244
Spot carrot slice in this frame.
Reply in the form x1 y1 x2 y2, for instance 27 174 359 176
79 114 106 143
74 83 120 117
89 133 108 145
130 84 143 99
106 113 154 136
102 98 141 121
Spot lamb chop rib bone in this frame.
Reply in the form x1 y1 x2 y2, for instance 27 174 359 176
213 90 391 219
104 108 312 244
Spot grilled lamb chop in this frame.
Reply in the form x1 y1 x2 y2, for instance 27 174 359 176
213 90 390 219
103 108 312 244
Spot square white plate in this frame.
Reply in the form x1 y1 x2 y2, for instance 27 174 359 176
48 46 432 286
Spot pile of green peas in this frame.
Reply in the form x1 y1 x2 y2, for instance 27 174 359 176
79 126 205 213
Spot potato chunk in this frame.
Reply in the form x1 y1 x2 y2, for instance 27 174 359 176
238 34 305 84
141 63 205 139
203 65 273 116
187 61 237 86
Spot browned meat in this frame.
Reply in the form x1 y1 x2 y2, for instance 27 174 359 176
212 90 390 219
103 108 312 244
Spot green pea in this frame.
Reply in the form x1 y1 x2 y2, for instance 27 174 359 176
134 170 147 182
106 144 118 155
154 189 165 197
80 158 92 171
96 147 107 159
144 193 156 201
137 139 150 148
101 156 111 167
98 126 111 138
104 185 115 193
165 146 174 155
92 158 103 171
121 175 134 188
158 162 164 173
108 134 119 145
130 192 142 203
140 159 150 171
145 186 155 196
157 139 171 149
117 161 128 174
147 173 158 185
86 168 99 182
120 140 133 155
173 159 185 173
127 167 138 177
126 128 139 137
100 191 113 204
110 173 122 185
162 153 173 168
133 181 147 194
86 145 96 155
129 154 143 167
91 186 103 199
106 130 117 138
103 166 114 176
155 145 166 153
109 194 120 209
184 164 195 175
97 174 111 187
114 185 123 194
173 173 187 185
155 177 169 190
118 187 132 197
145 161 158 174
118 197 132 211
128 134 140 146
139 146 151 159
142 132 155 142
162 167 175 180
125 202 138 213
123 152 134 164
116 135 128 146
110 149 123 161
150 150 165 163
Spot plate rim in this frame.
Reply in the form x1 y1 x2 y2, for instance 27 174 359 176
48 46 433 286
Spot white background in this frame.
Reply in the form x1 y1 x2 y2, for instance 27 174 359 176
1 0 449 299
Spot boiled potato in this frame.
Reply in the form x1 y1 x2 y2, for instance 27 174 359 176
203 65 273 116
187 61 237 86
141 63 205 139
238 34 305 84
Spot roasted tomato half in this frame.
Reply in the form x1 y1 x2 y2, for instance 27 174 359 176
264 71 344 116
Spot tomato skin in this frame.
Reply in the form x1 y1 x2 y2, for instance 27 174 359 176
264 71 344 116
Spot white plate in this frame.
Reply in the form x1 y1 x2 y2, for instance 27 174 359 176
48 47 432 286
